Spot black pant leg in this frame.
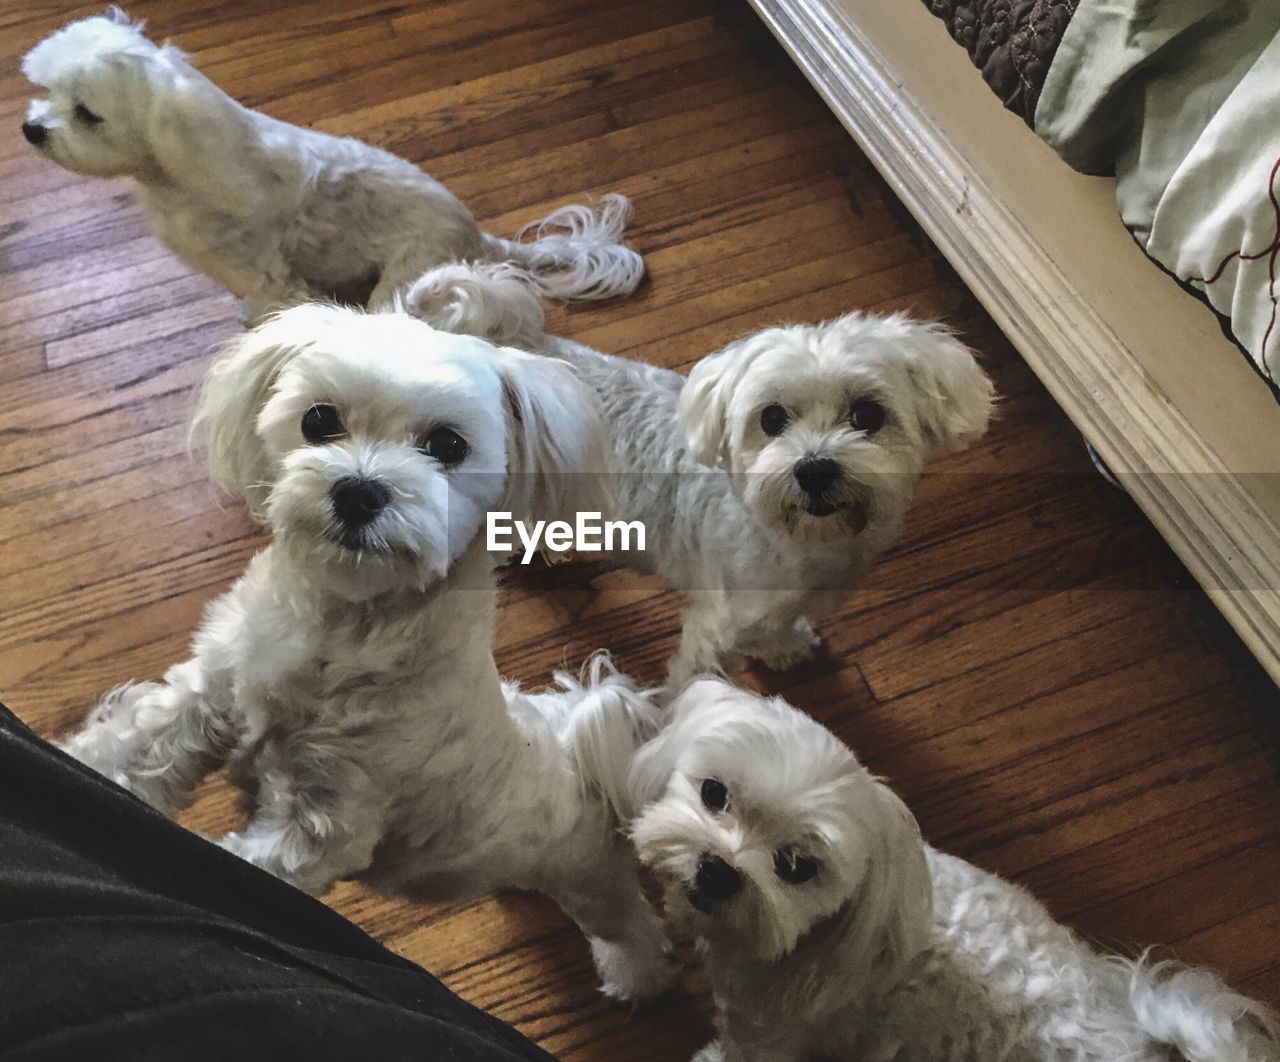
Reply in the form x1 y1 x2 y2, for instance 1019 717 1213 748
0 701 554 1062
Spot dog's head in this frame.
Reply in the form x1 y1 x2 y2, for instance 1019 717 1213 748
22 8 247 195
630 679 931 996
193 304 605 598
678 313 993 546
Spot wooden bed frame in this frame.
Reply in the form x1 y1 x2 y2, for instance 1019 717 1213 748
750 0 1280 685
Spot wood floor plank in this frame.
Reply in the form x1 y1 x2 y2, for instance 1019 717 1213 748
1081 840 1280 956
0 440 193 543
1168 896 1280 986
2 2 1277 1054
43 291 235 369
1242 965 1280 1005
1018 780 1279 920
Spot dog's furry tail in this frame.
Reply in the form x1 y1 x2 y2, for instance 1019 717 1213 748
1125 955 1280 1062
398 261 547 348
481 194 644 302
556 653 665 824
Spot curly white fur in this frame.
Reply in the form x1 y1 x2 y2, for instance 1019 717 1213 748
629 680 1280 1062
402 261 995 685
59 306 672 1002
21 9 643 318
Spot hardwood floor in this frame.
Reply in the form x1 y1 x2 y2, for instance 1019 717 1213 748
3 1 1279 1057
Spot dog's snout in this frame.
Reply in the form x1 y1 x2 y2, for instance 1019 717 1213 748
793 456 840 496
21 121 47 147
330 477 390 527
695 855 742 901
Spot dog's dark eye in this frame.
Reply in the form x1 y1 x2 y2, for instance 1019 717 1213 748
700 778 729 811
419 426 469 466
760 404 789 437
774 849 818 884
301 403 345 443
849 399 886 434
73 103 103 126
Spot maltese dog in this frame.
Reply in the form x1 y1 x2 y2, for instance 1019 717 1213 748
402 262 994 685
629 679 1280 1062
21 8 643 318
59 305 673 1002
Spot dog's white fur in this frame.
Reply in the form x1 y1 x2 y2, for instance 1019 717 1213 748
629 679 1280 1062
402 262 994 685
59 306 673 1002
21 9 643 317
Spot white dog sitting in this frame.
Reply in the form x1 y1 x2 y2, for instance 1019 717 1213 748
402 262 994 685
629 679 1280 1062
59 305 673 1002
21 9 643 318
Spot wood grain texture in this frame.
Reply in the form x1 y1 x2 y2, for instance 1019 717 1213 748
1 1 1277 1057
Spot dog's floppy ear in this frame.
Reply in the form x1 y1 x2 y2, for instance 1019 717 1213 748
496 349 610 527
897 320 994 456
626 711 680 813
786 776 932 1016
191 304 342 517
627 676 724 810
678 333 774 469
678 343 738 469
847 780 933 977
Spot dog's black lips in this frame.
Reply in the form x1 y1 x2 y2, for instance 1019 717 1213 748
803 498 842 518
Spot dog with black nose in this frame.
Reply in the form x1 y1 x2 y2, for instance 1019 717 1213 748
630 679 1280 1062
21 9 644 319
403 262 995 684
59 305 677 1004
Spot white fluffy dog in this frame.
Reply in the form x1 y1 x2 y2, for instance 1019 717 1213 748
59 306 674 1002
629 679 1280 1062
21 9 643 318
402 262 994 684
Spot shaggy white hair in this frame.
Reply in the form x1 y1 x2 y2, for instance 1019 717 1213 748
629 679 1280 1062
59 306 673 1003
402 261 994 685
21 9 643 318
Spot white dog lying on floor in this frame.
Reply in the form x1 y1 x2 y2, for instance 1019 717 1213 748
402 262 994 685
629 679 1280 1062
21 9 643 318
59 306 673 1003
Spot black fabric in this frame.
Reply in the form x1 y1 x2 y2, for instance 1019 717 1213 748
0 701 554 1062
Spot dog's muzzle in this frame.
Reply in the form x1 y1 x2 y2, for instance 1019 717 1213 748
21 121 48 147
687 855 742 913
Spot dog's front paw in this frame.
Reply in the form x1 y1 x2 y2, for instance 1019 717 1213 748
691 1042 725 1062
747 617 823 671
590 936 677 1004
218 830 279 873
217 831 331 895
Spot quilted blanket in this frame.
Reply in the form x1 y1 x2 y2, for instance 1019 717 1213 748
922 0 1079 126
